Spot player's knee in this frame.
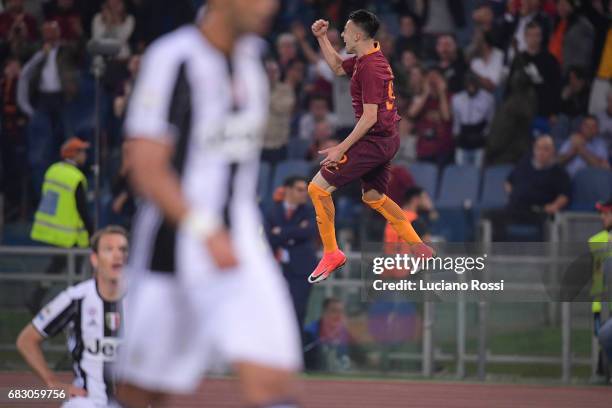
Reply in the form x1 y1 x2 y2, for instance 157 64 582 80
239 366 296 406
362 189 383 204
308 181 330 198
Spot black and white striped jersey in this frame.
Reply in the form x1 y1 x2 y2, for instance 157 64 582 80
32 279 125 406
124 25 271 274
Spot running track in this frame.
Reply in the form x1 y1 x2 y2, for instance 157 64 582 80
1 372 611 407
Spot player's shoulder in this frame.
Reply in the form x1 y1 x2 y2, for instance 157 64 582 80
142 25 201 62
65 279 97 299
359 52 392 75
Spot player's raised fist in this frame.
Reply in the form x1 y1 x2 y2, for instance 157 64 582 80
311 19 329 38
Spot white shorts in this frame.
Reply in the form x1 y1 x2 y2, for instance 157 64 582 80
116 234 302 393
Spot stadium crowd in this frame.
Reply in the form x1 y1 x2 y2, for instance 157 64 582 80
1 0 612 380
0 0 611 243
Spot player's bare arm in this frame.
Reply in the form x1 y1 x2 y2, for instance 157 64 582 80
16 324 87 397
320 103 377 166
128 138 238 269
311 19 345 76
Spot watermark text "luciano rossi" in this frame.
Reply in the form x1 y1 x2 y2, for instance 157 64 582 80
372 279 504 292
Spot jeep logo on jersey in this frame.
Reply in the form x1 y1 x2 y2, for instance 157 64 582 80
85 338 121 361
105 312 120 331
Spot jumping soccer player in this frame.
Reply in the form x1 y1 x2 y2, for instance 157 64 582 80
308 10 434 283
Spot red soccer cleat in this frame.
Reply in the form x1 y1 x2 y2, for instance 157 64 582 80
308 249 347 283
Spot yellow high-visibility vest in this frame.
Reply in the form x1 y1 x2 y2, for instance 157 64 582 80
31 161 89 248
588 230 611 313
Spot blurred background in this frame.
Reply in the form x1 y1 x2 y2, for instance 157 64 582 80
1 0 612 385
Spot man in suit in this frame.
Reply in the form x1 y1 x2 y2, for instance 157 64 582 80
265 176 318 334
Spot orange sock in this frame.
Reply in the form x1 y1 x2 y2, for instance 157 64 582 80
308 182 338 253
364 194 422 244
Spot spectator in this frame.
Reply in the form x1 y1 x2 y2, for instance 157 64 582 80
469 31 505 92
560 66 591 118
395 118 418 162
303 298 352 372
594 89 612 158
262 59 296 165
0 57 28 221
384 186 432 247
394 13 422 58
451 72 495 167
469 3 505 49
394 48 419 99
28 137 93 313
307 119 335 161
486 35 539 165
408 67 454 165
112 53 140 120
501 0 551 60
276 32 300 75
0 0 39 62
507 21 561 121
265 176 318 334
17 20 83 193
92 0 135 60
587 0 612 114
0 0 38 42
285 57 307 109
416 0 466 59
548 0 594 75
559 115 609 176
299 94 337 141
488 135 570 241
43 0 84 43
435 34 468 94
591 197 612 383
110 142 135 229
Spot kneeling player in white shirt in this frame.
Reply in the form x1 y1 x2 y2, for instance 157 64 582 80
16 226 129 408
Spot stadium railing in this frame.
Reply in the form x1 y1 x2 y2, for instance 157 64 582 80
0 212 605 383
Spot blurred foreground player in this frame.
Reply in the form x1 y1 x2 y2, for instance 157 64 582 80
307 10 434 283
16 226 129 408
115 1 302 407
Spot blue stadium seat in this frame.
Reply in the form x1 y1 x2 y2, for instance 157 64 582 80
570 167 612 211
271 160 313 190
257 161 271 204
480 165 513 209
436 164 480 208
287 138 311 160
407 162 438 198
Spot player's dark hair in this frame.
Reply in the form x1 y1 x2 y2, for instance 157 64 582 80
525 20 542 32
322 297 341 311
348 9 380 39
91 225 129 253
402 187 424 207
283 175 308 188
309 93 330 107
